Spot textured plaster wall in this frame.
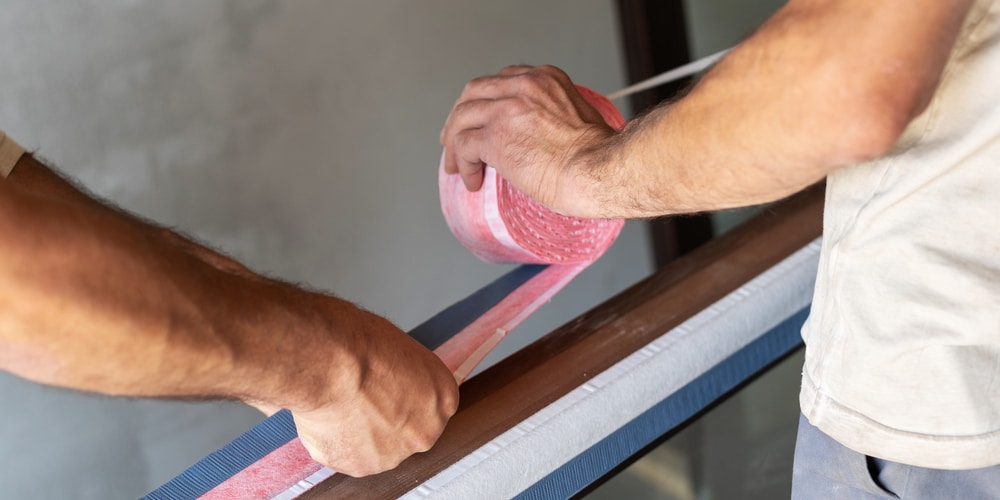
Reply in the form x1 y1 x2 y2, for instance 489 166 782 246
0 1 649 498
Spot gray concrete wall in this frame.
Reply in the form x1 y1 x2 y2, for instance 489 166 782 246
684 0 783 56
0 2 650 498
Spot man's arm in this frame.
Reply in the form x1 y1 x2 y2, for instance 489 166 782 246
440 0 975 218
0 153 458 477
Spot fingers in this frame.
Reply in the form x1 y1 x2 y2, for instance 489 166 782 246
439 72 520 147
440 64 604 202
452 128 487 191
440 68 559 189
294 395 454 478
286 317 460 478
442 96 518 190
439 71 515 145
440 65 567 149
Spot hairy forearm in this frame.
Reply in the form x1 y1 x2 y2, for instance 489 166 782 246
0 175 358 410
573 0 972 218
5 154 253 276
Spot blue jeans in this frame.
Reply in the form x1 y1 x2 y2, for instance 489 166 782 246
791 414 1000 499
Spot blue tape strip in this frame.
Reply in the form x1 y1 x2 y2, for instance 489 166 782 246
514 306 810 500
408 264 546 350
144 264 546 499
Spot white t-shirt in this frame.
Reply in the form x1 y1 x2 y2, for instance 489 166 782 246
800 0 1000 470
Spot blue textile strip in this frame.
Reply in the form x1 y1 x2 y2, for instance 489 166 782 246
408 264 546 350
144 264 546 499
514 306 810 500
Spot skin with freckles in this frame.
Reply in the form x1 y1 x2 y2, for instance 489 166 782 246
0 154 459 478
440 0 975 219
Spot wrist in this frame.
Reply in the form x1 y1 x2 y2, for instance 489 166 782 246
560 128 624 219
225 282 365 412
588 108 676 219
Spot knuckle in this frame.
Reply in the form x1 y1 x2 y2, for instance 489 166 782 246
510 72 542 92
532 66 574 96
463 74 496 94
513 70 563 99
498 64 534 77
507 97 531 115
442 386 460 415
452 99 477 117
536 64 569 81
415 437 435 454
411 429 438 453
500 64 527 73
445 397 459 417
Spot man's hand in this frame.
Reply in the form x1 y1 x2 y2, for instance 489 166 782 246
439 65 616 216
281 306 459 477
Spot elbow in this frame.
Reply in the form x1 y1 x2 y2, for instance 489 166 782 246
803 54 931 167
821 68 931 167
819 95 914 167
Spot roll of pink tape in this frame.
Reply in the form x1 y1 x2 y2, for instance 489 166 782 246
439 85 626 265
